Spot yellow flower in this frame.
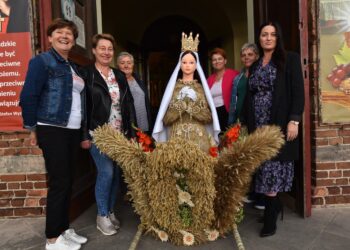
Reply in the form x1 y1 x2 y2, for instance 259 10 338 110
204 229 219 241
177 185 194 207
179 230 195 246
150 226 169 242
158 230 169 242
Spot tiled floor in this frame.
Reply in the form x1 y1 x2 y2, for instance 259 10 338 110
1 202 350 250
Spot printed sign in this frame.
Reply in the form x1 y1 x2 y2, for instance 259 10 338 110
0 0 32 130
319 0 350 122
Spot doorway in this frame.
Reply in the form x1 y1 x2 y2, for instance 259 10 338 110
100 0 310 217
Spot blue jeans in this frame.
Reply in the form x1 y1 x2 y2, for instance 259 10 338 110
90 143 120 216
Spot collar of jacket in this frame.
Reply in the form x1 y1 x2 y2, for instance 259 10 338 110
48 47 69 63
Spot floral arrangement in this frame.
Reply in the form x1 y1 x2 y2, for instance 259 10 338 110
133 126 155 152
92 123 284 248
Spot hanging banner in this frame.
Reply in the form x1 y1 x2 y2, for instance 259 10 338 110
0 0 31 130
319 0 350 123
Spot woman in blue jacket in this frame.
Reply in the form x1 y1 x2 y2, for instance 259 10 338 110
20 18 88 250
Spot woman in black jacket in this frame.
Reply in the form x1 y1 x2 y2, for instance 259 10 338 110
82 34 136 236
243 22 304 237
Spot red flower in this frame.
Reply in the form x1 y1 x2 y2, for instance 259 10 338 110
209 146 218 157
134 126 155 152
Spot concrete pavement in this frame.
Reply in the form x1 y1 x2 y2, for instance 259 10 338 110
1 202 350 250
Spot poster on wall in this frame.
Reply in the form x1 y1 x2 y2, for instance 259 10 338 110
319 0 350 123
0 0 32 130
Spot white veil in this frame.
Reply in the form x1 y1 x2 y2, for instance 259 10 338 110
152 51 220 143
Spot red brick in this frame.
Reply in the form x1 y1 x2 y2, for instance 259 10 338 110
316 178 336 186
13 207 42 216
0 208 13 216
329 137 343 145
0 183 7 190
316 162 336 170
0 199 10 207
315 129 338 138
11 199 24 207
325 195 350 204
342 186 350 194
39 198 47 206
343 136 350 144
328 187 341 195
336 178 348 185
1 134 17 140
339 129 350 136
20 182 33 189
0 149 4 156
25 198 39 207
0 174 26 182
0 141 9 148
329 171 342 178
17 133 30 139
34 182 48 189
23 139 32 147
4 148 17 156
0 191 14 198
316 171 328 178
27 174 47 181
314 138 328 146
7 183 20 189
9 140 23 147
14 190 26 197
30 148 42 155
312 197 324 206
18 148 30 155
313 187 327 196
343 170 350 177
336 162 350 169
27 189 47 197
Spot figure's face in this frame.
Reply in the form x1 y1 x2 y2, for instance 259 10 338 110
92 39 114 66
181 53 197 77
240 48 259 69
48 27 75 58
117 56 134 77
259 25 277 52
211 53 227 72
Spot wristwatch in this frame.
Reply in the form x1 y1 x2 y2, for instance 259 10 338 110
290 120 299 125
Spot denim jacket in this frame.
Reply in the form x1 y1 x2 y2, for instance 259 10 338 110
20 48 86 131
228 70 245 126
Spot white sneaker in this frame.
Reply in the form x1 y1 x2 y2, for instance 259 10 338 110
45 235 81 250
96 215 117 235
63 228 88 244
109 212 120 229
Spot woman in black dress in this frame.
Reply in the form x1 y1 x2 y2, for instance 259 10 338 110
244 21 304 237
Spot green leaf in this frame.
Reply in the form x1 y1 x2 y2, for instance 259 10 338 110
334 43 350 65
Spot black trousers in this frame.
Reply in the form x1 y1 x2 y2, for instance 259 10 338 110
216 105 228 133
36 125 81 239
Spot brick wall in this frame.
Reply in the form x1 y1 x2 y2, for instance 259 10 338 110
309 0 350 207
0 131 47 217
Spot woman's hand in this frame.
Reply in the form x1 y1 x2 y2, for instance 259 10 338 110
29 131 37 146
80 140 91 149
287 122 299 141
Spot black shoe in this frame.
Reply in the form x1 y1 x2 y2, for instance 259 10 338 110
260 227 276 237
259 195 280 238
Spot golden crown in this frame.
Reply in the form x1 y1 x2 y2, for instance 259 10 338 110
181 32 199 52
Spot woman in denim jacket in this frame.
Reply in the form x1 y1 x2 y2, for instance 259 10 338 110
20 19 88 250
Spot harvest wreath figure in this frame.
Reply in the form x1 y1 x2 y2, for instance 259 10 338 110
92 33 284 249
